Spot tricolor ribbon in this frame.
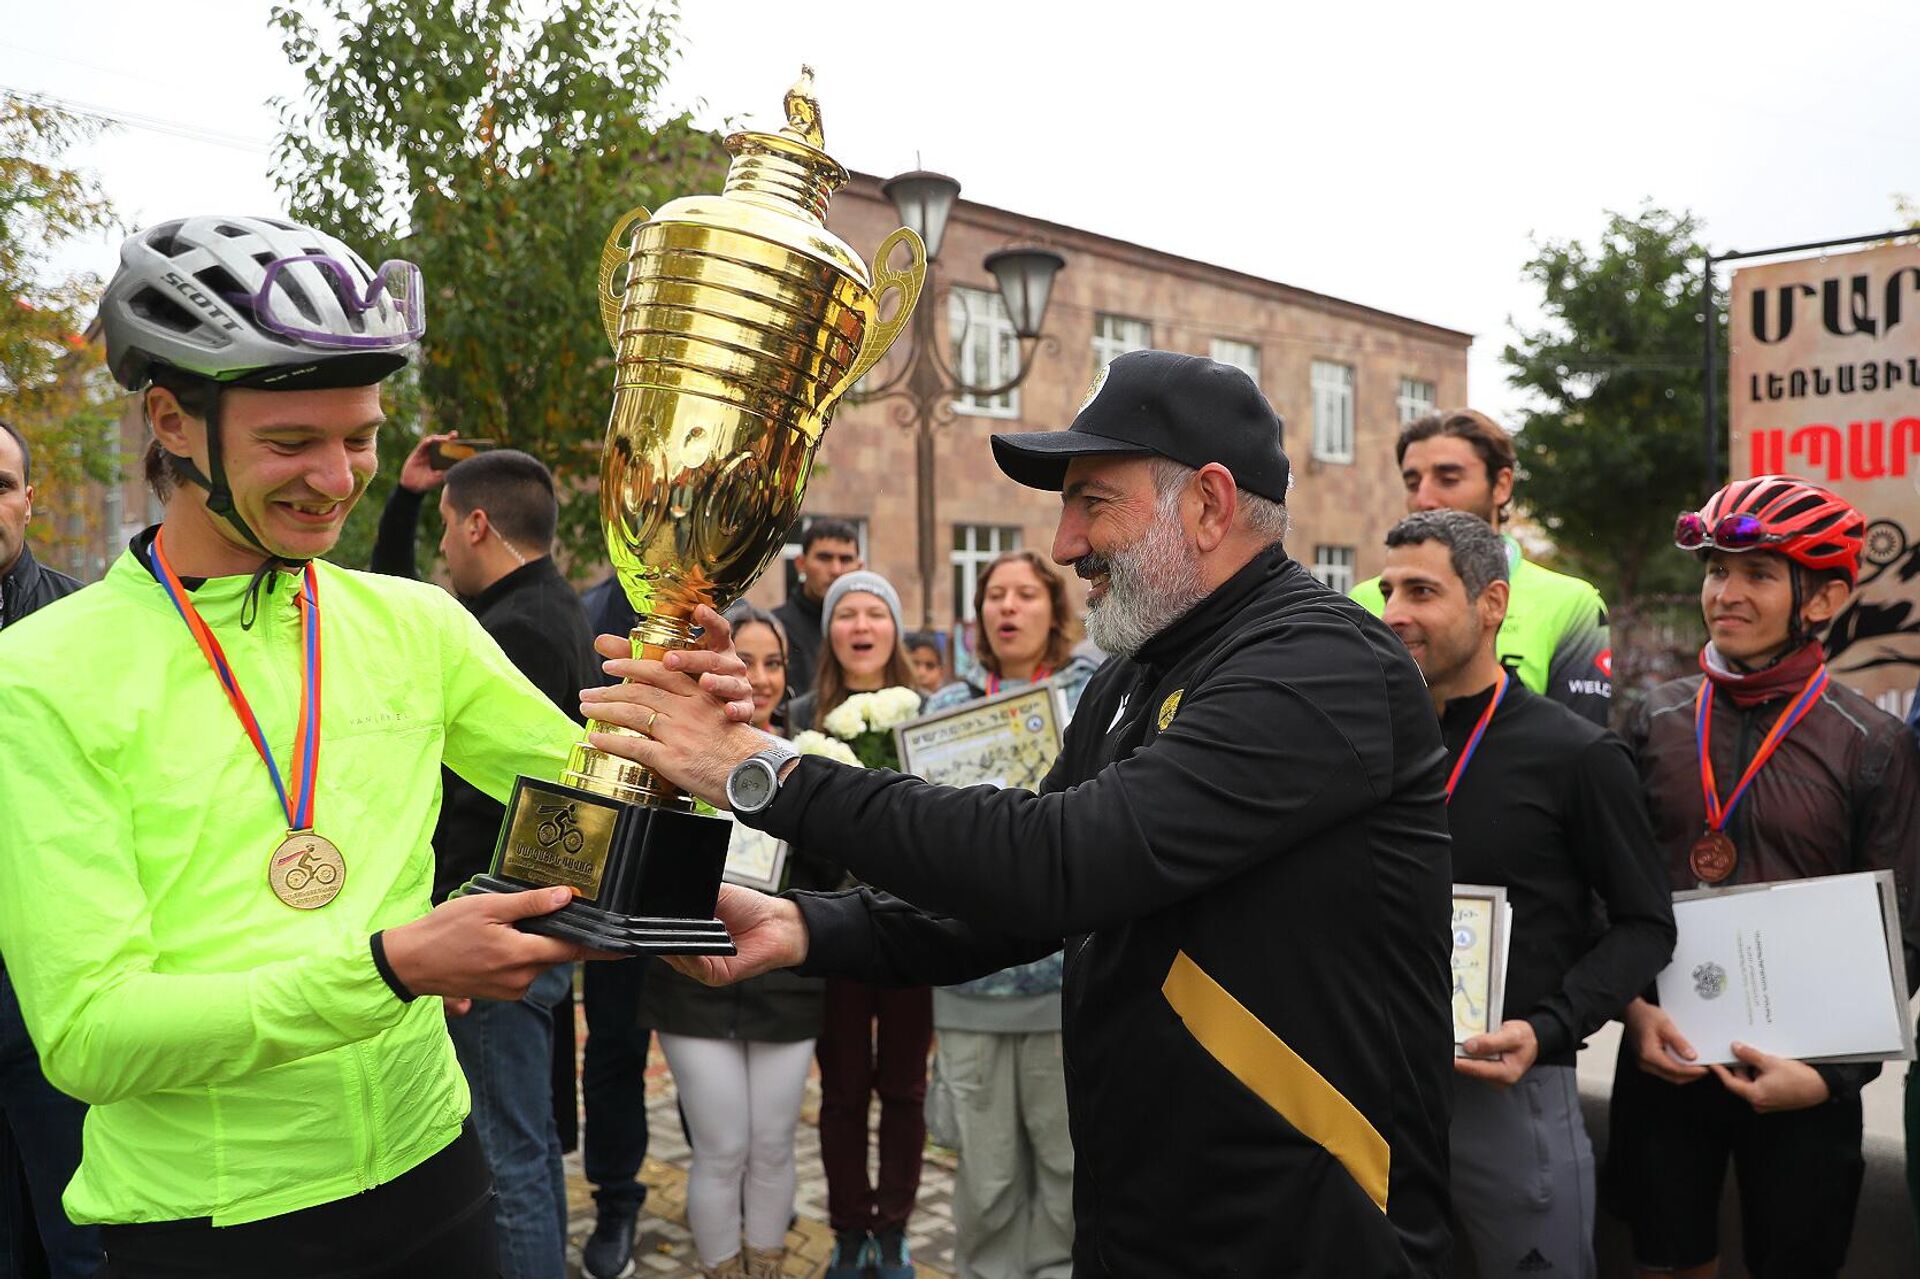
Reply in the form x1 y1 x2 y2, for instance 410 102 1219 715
985 666 1050 697
1445 668 1510 804
149 532 322 832
1693 663 1828 834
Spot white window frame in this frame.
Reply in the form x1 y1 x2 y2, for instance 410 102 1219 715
949 286 1021 418
1311 545 1356 595
1396 376 1436 425
1210 337 1261 385
1092 313 1151 374
951 523 1024 620
1311 360 1355 464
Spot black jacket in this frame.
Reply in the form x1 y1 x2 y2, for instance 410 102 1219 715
1441 678 1675 1065
0 545 82 631
1631 668 1920 1101
772 590 825 698
371 487 595 902
754 546 1455 1277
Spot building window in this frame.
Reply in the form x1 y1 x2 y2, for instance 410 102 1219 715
781 514 870 599
1092 313 1151 374
951 523 1023 620
1210 338 1261 385
949 286 1020 418
1397 377 1436 424
1311 545 1356 595
1311 360 1355 463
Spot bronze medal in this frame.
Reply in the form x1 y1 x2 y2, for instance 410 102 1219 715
1688 829 1737 885
269 831 346 909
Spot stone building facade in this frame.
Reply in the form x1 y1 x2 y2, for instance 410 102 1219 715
742 173 1472 633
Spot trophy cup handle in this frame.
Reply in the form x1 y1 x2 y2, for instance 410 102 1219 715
598 206 653 351
836 226 927 396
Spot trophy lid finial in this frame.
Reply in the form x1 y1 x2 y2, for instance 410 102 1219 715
782 66 825 150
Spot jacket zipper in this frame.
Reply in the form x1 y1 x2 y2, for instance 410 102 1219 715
1060 932 1113 1270
352 1039 382 1184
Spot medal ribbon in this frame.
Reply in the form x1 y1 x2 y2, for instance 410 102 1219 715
149 532 322 832
1444 668 1510 804
1693 663 1827 833
985 666 1050 697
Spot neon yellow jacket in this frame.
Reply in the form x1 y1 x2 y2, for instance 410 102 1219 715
0 547 578 1226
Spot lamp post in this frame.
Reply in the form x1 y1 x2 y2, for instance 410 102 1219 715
852 170 1065 628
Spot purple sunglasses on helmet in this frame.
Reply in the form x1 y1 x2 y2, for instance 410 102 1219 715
241 254 425 349
1673 511 1785 553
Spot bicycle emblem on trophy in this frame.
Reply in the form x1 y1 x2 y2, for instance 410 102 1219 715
535 804 587 855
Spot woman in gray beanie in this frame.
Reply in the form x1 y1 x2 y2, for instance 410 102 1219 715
785 571 930 1279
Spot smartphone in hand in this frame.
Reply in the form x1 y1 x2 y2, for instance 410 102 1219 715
426 438 499 470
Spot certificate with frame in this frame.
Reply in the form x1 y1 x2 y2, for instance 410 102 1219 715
894 681 1069 790
722 818 788 893
1451 884 1512 1058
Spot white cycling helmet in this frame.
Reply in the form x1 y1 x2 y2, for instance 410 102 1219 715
100 214 423 391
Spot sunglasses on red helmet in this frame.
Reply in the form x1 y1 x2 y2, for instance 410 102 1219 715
1673 511 1788 553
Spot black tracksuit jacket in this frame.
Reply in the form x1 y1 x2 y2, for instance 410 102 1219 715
1440 680 1676 1064
0 545 82 630
753 545 1456 1277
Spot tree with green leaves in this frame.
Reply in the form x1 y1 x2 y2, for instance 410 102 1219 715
1504 203 1724 607
0 93 123 566
269 0 725 568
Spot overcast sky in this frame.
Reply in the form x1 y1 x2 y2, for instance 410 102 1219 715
6 0 1917 425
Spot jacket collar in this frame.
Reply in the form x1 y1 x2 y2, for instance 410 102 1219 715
2 541 42 598
1437 670 1520 732
1133 542 1295 672
464 556 563 615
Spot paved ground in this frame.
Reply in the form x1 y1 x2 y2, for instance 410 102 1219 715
562 1034 957 1279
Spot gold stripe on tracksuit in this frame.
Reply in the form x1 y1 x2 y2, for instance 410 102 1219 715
1161 950 1391 1212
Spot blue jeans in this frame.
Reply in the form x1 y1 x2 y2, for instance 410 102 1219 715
448 964 572 1279
0 968 101 1279
581 957 653 1215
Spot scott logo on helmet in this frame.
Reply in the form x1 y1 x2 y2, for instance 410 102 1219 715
161 271 244 334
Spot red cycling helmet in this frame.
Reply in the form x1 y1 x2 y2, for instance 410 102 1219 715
1674 474 1865 585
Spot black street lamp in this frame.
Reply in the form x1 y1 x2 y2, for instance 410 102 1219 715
855 171 1065 628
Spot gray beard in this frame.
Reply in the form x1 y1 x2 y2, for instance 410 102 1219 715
1081 496 1209 659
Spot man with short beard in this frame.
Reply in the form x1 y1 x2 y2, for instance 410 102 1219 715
1380 509 1672 1278
580 350 1457 1277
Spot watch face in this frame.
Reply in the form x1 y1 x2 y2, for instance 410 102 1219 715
733 762 773 810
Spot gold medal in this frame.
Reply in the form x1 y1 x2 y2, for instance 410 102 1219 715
269 830 346 909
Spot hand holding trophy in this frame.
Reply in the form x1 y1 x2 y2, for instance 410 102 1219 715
460 69 925 954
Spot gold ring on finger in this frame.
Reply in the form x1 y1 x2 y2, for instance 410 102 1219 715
645 709 660 736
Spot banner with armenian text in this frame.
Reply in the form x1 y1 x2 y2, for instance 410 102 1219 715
1730 240 1920 714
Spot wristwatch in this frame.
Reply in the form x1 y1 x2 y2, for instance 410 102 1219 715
726 739 801 816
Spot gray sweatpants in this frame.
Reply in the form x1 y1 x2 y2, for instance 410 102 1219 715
938 1030 1074 1279
1450 1064 1596 1278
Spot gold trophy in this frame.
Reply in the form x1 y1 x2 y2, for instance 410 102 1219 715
462 69 925 953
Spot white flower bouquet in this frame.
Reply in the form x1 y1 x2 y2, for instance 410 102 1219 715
810 685 921 769
791 730 860 767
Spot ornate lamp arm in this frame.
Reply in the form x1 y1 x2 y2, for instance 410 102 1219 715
948 333 1059 402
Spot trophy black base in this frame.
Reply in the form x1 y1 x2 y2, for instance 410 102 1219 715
458 776 737 957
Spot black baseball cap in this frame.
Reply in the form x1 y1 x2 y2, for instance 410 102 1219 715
990 349 1290 502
